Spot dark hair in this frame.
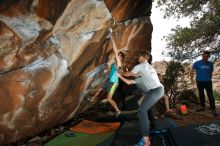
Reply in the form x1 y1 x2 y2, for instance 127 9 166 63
203 51 210 56
138 50 151 58
118 52 125 60
148 54 152 65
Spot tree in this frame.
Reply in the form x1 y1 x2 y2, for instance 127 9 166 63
157 0 220 62
162 61 185 107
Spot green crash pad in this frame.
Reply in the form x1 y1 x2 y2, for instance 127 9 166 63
44 131 115 146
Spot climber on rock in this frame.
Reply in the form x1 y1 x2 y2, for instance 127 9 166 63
88 35 125 117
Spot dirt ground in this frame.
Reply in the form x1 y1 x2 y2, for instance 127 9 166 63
172 103 220 126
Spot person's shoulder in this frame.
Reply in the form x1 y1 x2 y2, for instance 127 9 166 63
134 63 142 68
208 61 213 65
137 63 147 69
195 60 202 63
193 60 202 65
132 63 142 72
111 62 116 67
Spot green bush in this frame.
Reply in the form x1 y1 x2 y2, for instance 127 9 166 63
163 61 186 107
213 90 220 101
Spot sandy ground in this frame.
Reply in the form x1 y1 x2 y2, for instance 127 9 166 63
173 103 220 126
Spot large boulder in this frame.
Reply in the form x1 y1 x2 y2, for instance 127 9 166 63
0 0 153 145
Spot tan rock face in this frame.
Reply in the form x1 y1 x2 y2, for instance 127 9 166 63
0 0 152 145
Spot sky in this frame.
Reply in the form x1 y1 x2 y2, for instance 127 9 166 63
150 3 190 62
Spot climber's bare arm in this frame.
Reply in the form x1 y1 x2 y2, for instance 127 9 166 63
117 73 136 85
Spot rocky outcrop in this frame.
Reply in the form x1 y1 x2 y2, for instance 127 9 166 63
0 0 153 145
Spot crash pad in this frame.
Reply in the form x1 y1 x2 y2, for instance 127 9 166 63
112 118 177 146
167 120 220 146
44 131 115 146
70 120 120 134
